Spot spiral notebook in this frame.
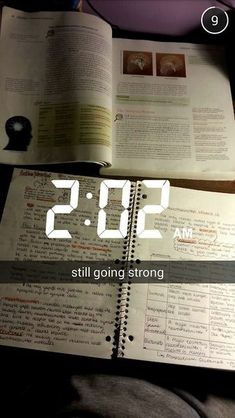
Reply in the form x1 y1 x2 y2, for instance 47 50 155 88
1 169 235 370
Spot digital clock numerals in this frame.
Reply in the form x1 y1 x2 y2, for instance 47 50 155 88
137 180 170 239
46 180 79 239
45 179 170 239
97 180 131 238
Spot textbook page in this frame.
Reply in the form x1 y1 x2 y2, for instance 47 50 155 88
124 186 235 370
101 38 235 180
0 170 129 358
0 8 112 165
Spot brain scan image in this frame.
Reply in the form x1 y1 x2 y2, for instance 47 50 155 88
123 51 153 75
156 53 186 77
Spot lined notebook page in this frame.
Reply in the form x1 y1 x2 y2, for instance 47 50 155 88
0 169 133 358
123 186 235 370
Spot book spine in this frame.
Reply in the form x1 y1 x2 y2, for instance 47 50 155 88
112 183 135 358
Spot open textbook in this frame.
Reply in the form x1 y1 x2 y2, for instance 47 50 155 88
0 7 235 179
1 169 235 370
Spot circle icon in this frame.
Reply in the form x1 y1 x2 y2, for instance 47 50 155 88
84 219 91 226
201 7 229 34
86 192 93 199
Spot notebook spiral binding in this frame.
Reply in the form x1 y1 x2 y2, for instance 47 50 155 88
112 182 141 358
